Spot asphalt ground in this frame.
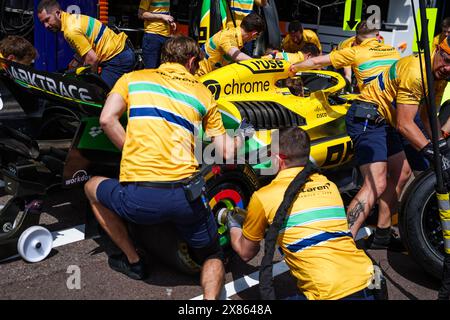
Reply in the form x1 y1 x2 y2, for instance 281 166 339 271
0 189 442 301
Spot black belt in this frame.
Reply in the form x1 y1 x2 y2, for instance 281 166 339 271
352 99 378 109
343 287 375 300
134 181 185 189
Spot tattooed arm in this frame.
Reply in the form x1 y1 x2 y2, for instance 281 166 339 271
347 199 366 238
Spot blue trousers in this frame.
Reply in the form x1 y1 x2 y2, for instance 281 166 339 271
142 33 169 69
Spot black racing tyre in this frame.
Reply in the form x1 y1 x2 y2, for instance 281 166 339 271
399 169 444 279
205 164 259 251
129 164 259 275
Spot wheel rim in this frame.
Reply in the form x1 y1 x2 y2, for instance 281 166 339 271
17 226 53 263
421 191 444 260
209 188 245 247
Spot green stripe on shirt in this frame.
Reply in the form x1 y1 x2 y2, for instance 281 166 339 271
358 59 398 71
129 82 207 116
389 61 398 80
281 207 347 231
151 1 170 7
86 17 95 38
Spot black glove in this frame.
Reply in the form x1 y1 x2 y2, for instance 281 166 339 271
226 209 245 230
420 141 450 171
236 118 255 140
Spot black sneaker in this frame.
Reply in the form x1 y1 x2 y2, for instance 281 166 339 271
366 233 406 252
108 253 148 280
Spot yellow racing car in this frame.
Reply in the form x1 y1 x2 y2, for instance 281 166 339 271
200 58 356 175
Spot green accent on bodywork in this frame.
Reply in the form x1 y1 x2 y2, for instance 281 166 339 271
220 234 230 246
77 117 123 152
253 160 273 169
220 112 239 129
14 79 102 108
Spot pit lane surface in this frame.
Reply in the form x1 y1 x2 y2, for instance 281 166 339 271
0 191 441 300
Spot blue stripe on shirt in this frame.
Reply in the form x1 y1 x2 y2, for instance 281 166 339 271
94 24 106 45
286 231 352 253
129 107 195 134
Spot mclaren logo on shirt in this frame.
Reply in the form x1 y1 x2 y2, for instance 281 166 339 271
238 60 285 74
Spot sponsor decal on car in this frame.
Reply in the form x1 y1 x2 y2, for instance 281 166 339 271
238 59 285 74
64 170 90 187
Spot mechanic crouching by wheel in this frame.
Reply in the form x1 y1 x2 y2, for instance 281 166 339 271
84 35 250 300
343 37 450 249
37 0 135 89
228 127 386 300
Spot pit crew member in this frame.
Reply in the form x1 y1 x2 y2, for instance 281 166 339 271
138 0 176 69
281 20 322 54
0 35 37 67
228 127 378 300
343 37 450 249
37 0 135 89
196 12 265 77
84 35 251 300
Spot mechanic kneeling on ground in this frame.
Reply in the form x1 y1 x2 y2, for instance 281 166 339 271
195 12 265 77
342 36 450 248
37 0 135 89
228 127 385 300
84 35 251 300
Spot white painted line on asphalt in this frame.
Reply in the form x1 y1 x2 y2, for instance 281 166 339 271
52 202 72 208
52 224 87 248
190 260 290 300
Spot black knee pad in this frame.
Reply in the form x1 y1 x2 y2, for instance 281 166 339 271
190 236 224 264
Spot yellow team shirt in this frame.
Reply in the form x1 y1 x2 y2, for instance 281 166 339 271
60 11 127 63
337 36 356 50
139 0 171 37
281 29 322 53
433 34 445 49
359 52 447 127
0 52 5 70
243 167 374 300
197 27 244 76
262 51 305 63
110 63 226 182
330 38 400 91
225 0 264 27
